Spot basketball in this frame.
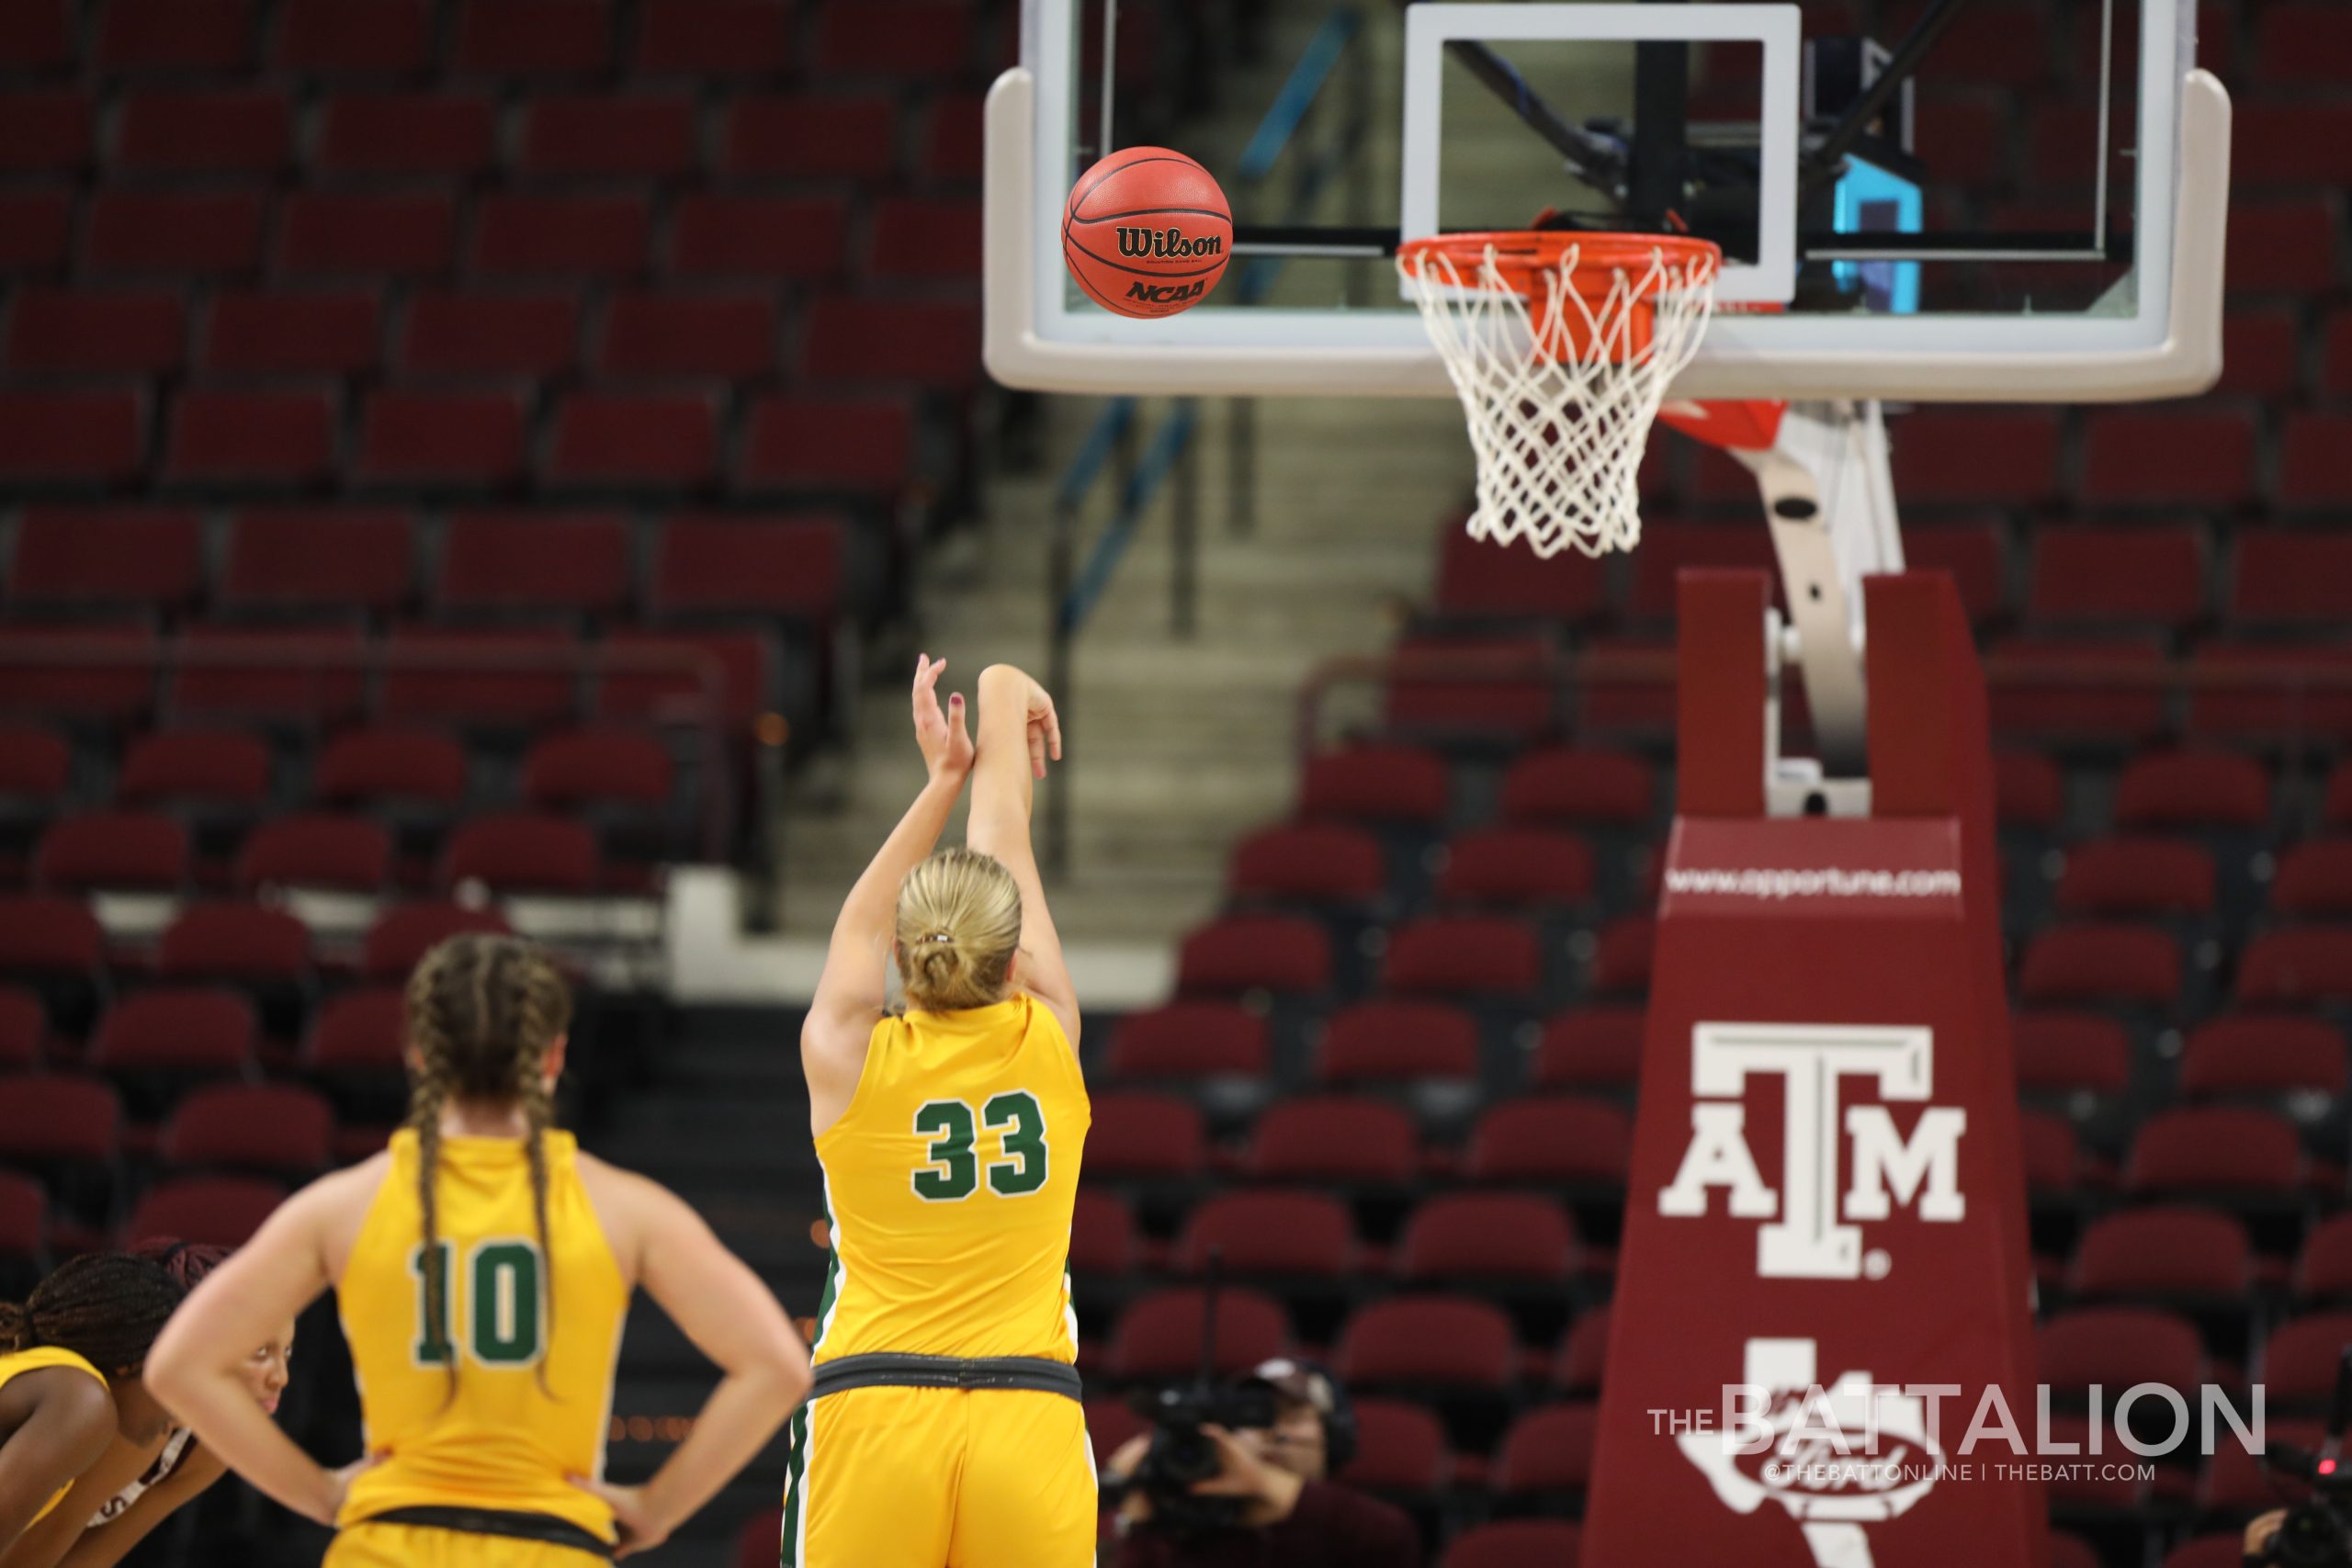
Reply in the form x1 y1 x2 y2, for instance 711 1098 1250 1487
1062 147 1233 319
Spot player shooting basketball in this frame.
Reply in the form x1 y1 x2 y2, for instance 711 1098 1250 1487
788 656 1092 1568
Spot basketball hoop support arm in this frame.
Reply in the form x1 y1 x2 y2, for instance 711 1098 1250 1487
1666 400 1902 791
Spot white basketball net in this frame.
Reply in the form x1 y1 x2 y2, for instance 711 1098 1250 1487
1400 237 1720 559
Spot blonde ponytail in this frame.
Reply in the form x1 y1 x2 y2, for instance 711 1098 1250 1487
895 848 1022 1012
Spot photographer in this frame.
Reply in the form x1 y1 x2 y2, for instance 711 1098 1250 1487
1102 1359 1419 1568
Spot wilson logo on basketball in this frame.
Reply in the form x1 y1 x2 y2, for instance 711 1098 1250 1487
1114 226 1225 261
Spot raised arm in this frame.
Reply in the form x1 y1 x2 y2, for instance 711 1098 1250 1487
965 664 1076 1043
801 656 973 1133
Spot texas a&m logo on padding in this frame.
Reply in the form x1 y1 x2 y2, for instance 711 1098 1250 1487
1658 1023 1965 1280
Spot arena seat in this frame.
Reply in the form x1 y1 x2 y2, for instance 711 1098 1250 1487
1341 1399 1450 1494
2236 929 2352 1007
2229 529 2352 630
276 190 457 276
0 389 147 483
518 93 695 178
0 1076 121 1177
1499 749 1657 828
2051 838 2216 919
117 730 272 811
1067 1190 1136 1279
2123 1107 2305 1197
6 289 185 375
2026 525 2211 629
361 901 514 980
1244 1096 1419 1186
117 87 291 175
470 192 650 279
313 727 469 811
8 508 203 617
314 90 496 176
2278 412 2352 510
1430 516 1608 626
2065 1207 2253 1303
1080 1091 1204 1181
0 989 44 1073
85 189 266 276
379 625 578 728
1396 1193 1577 1283
546 391 718 488
809 0 976 81
355 389 530 489
2076 415 2256 510
2257 1313 2352 1410
222 508 414 618
122 1174 286 1249
1175 914 1332 998
2255 1 2352 84
88 987 257 1111
1529 1009 1645 1092
200 289 380 376
397 288 581 377
2295 1214 2352 1303
737 395 920 500
1103 1003 1270 1080
439 812 602 895
159 1083 334 1178
2038 1306 2209 1396
1318 1000 1479 1087
1491 1402 1599 1497
1104 1287 1291 1381
1433 829 1595 910
1227 822 1388 906
1174 1191 1357 1279
449 0 609 77
1299 744 1452 827
1382 916 1544 1002
154 903 314 985
2177 1014 2347 1098
719 94 897 180
2016 924 2182 1008
635 1 795 79
1463 1100 1632 1188
1442 1520 1584 1568
598 291 779 381
521 729 677 814
2012 1011 2132 1095
35 810 189 893
0 1171 49 1297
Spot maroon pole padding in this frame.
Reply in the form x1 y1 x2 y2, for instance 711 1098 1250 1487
1582 570 2048 1568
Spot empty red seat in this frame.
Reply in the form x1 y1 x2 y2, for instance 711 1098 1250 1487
2232 103 2352 190
2298 1215 2352 1302
596 627 775 727
1227 822 1385 905
235 815 392 894
2181 1013 2346 1099
1442 1520 1584 1568
2188 642 2352 745
2216 309 2299 399
471 194 650 278
2052 838 2214 919
1531 1008 1645 1091
1903 518 2008 624
1435 828 1594 908
1103 1003 1269 1079
2327 310 2352 400
1465 1099 1632 1185
0 4 73 70
6 289 183 375
361 902 513 980
155 902 311 984
315 90 495 176
1175 1191 1355 1277
1298 744 1448 826
2077 416 2255 509
2017 924 2180 1007
171 624 367 723
1553 1308 1611 1393
1318 999 1476 1085
96 0 249 71
159 1083 332 1175
1105 1288 1290 1381
868 197 982 283
0 390 145 482
380 625 577 728
0 90 87 172
1396 1193 1576 1281
315 726 468 809
635 0 792 76
1382 916 1540 999
1175 914 1331 997
651 516 842 623
2229 199 2343 299
0 728 68 807
668 196 849 281
2038 1306 2205 1396
1493 1403 1599 1495
737 396 915 498
1589 916 1654 997
221 508 412 615
521 728 673 811
441 812 600 895
1499 747 1655 826
356 390 527 488
918 93 985 184
1993 750 2063 829
398 289 579 378
0 1169 47 1280
1891 410 2062 503
1082 1091 1204 1179
719 95 894 180
800 296 981 393
451 0 608 74
2238 930 2352 1007
0 896 102 987
275 0 431 73
2231 530 2352 630
519 94 695 178
1245 1096 1417 1185
436 512 631 622
0 1074 119 1172
2279 414 2352 511
1431 520 1606 624
810 0 973 79
90 988 254 1078
2026 525 2208 629
2125 1106 2303 1195
2256 2 2352 84
2203 1423 2324 1516
2274 842 2352 919
2066 1207 2251 1301
2259 1314 2352 1407
164 389 337 485
547 392 718 488
302 986 406 1076
118 730 270 808
1068 1190 1133 1279
1338 1296 1516 1390
115 88 289 175
1985 637 2168 743
1342 1399 1448 1494
35 811 187 892
122 1176 283 1249
2011 1011 2130 1094
598 292 778 381
8 508 200 616
1384 635 1558 742
199 290 379 376
2114 751 2267 831
1628 525 1780 624
0 189 73 272
276 191 456 276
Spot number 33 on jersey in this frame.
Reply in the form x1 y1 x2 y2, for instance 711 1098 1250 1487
813 996 1091 1363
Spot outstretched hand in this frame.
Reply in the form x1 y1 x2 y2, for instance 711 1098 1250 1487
911 655 974 784
979 664 1063 779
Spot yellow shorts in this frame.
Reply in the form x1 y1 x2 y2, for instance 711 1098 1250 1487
324 1520 610 1568
781 1385 1097 1568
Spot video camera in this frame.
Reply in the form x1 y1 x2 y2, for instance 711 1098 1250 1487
1097 1253 1282 1539
2258 1347 2352 1568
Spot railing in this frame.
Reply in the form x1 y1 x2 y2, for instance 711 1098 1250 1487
1296 643 2352 778
1043 4 1374 875
0 635 742 864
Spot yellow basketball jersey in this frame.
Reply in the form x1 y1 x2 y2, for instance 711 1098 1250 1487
812 995 1089 1364
0 1347 105 1526
334 1130 628 1540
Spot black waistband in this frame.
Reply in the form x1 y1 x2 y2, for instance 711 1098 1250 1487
810 1352 1083 1403
353 1506 615 1559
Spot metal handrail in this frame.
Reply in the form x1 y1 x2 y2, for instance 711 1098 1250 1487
0 634 740 863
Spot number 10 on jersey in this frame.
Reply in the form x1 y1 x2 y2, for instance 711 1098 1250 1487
911 1092 1049 1201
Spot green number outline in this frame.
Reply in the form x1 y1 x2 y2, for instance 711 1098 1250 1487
983 1091 1049 1197
911 1100 980 1201
409 1236 546 1368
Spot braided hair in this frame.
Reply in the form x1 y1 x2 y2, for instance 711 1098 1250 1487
0 1253 185 1373
125 1238 231 1292
404 933 572 1401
